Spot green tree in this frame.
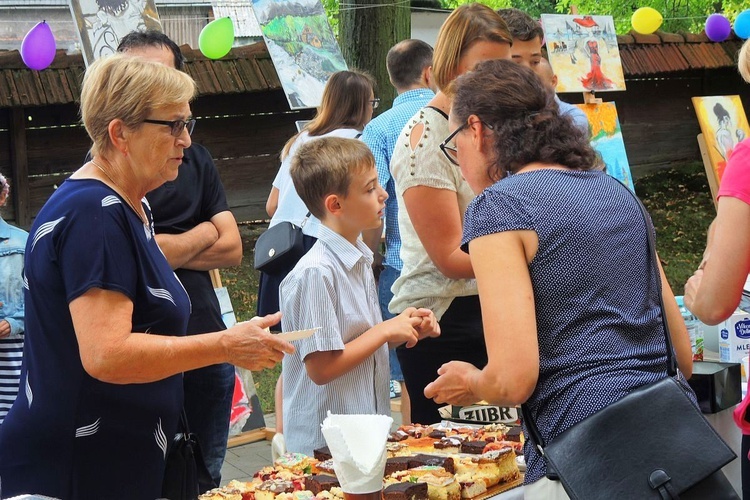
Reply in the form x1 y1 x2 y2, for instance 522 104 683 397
337 0 411 112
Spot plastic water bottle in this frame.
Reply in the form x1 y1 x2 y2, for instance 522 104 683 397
676 296 704 361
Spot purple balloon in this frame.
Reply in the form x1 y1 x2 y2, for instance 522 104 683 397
705 14 731 42
21 21 56 71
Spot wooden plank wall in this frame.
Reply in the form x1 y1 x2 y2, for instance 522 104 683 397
1 69 748 229
0 90 314 228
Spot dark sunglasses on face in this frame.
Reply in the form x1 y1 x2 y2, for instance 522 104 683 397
143 118 196 137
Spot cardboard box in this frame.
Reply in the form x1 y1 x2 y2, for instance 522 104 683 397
448 404 521 425
687 361 741 414
719 310 750 363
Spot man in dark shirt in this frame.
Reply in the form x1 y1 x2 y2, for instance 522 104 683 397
117 30 243 492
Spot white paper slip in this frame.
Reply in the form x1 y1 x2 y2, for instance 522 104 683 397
275 327 320 341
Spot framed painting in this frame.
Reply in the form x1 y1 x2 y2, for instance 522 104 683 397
69 0 162 67
575 102 634 190
692 95 750 188
230 367 267 436
541 14 626 93
251 0 347 109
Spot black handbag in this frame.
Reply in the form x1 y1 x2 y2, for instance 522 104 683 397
254 213 310 275
162 409 215 500
522 183 738 500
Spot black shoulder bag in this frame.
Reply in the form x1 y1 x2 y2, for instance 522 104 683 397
254 213 310 275
522 184 738 499
162 409 215 500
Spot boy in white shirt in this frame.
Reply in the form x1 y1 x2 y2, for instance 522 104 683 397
280 137 440 455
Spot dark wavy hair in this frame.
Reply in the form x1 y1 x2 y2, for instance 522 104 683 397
451 59 599 180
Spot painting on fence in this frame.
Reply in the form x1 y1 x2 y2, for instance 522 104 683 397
692 95 750 184
251 0 347 109
541 14 625 93
575 102 634 189
69 0 162 66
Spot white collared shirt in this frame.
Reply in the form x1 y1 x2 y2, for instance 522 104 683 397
280 225 390 455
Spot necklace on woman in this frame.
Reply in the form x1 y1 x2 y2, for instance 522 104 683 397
90 160 148 226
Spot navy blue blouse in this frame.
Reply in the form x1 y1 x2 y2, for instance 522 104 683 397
462 169 693 483
0 179 190 499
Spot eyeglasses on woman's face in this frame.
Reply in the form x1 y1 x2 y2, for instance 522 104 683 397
439 122 469 166
143 118 196 137
439 120 494 167
370 98 381 109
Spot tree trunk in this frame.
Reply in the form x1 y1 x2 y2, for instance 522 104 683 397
339 0 410 112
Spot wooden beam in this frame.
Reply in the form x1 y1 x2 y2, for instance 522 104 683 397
9 107 30 228
227 427 276 448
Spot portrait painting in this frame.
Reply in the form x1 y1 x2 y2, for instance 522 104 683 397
251 0 347 109
692 95 750 185
575 102 634 190
541 14 626 93
69 0 162 66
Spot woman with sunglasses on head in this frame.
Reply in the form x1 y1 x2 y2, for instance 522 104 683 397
0 54 294 500
423 59 697 498
388 3 512 424
259 70 378 323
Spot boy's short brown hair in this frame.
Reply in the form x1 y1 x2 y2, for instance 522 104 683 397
290 137 375 219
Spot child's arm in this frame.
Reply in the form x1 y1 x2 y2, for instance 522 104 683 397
305 309 423 385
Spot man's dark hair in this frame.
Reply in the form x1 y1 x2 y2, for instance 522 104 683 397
116 30 185 71
386 39 433 89
496 8 544 42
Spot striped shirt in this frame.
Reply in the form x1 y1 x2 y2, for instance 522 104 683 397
0 218 27 424
280 225 390 455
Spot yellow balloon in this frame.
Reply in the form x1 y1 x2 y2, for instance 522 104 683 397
631 7 663 35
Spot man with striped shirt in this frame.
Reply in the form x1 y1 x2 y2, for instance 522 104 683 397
279 138 439 455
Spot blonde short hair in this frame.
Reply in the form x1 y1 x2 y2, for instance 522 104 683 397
290 137 374 219
432 3 512 92
80 53 197 156
739 38 750 83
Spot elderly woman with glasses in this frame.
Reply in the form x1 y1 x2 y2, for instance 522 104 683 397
387 3 512 424
0 54 294 500
424 59 694 497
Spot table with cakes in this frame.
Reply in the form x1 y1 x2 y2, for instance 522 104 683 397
200 420 526 500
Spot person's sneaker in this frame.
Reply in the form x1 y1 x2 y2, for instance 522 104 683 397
390 380 402 398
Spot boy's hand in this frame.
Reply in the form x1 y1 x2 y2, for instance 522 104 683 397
382 308 422 348
409 308 440 340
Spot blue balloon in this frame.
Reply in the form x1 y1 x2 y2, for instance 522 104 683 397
735 10 750 39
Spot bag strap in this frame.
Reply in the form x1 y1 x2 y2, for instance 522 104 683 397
522 180 677 453
180 408 191 435
300 211 311 229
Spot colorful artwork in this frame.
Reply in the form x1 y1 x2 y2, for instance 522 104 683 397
692 95 750 183
69 0 162 66
575 102 634 189
230 368 266 436
251 0 347 109
541 14 626 93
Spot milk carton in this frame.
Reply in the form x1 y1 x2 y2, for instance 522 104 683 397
719 309 750 363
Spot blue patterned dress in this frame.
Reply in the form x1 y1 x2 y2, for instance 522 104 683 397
0 178 190 499
461 169 696 484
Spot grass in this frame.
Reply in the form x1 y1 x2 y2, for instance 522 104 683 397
222 161 716 414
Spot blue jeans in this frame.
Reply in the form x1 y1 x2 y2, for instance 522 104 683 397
379 265 403 381
183 362 235 491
